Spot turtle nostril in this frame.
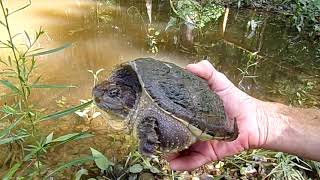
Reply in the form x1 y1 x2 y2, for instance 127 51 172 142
94 97 101 103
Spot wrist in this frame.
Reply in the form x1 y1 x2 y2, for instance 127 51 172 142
257 103 320 160
254 101 289 149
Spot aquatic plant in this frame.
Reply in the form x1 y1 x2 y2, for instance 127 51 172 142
146 27 161 54
167 0 224 30
1 0 319 179
231 0 320 34
0 0 93 178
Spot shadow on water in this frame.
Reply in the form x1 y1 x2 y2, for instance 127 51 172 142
0 0 319 170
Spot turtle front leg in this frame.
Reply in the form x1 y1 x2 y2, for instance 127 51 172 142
137 116 160 156
137 112 197 156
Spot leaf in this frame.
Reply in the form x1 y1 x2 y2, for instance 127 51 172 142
2 162 22 180
26 43 71 57
0 40 11 47
90 147 114 171
51 132 93 144
11 33 22 39
45 132 54 144
31 84 77 88
95 69 105 76
165 17 177 31
92 112 101 118
24 30 31 47
0 20 6 27
0 116 23 138
7 0 31 16
0 70 16 76
1 105 18 115
75 168 89 180
128 174 138 180
38 100 93 122
0 80 21 95
0 59 9 66
75 110 88 118
32 75 42 85
0 134 29 145
311 161 320 177
45 157 94 178
129 164 143 173
149 166 160 174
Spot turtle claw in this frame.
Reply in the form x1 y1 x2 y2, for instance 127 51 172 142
138 116 159 156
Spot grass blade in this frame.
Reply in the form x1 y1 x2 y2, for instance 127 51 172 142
310 161 320 178
45 156 94 178
0 59 9 66
38 100 93 122
1 105 18 115
0 134 29 145
0 116 24 138
0 80 21 95
31 84 77 88
0 40 11 47
26 43 71 57
7 0 31 16
24 30 31 47
51 132 94 145
0 20 5 27
75 168 88 180
3 162 22 180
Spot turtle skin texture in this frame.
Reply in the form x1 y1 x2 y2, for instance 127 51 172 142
92 58 238 156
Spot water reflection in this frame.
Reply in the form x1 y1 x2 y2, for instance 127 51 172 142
0 0 319 167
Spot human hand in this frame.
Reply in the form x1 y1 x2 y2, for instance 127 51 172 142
167 60 268 171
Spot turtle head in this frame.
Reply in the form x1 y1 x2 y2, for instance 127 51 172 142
92 65 141 121
92 82 132 118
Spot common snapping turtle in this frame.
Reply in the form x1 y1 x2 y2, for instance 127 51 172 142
92 58 238 155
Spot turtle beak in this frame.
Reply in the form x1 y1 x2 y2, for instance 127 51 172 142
92 85 122 111
94 96 101 104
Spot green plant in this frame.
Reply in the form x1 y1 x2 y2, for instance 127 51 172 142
266 152 312 179
270 78 318 107
167 0 224 30
75 148 174 179
292 0 320 33
146 27 160 54
0 0 93 178
214 149 319 179
74 69 105 122
237 52 259 90
229 0 320 34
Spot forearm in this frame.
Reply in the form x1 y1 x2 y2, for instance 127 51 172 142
258 101 320 161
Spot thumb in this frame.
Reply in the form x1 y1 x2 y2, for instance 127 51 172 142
186 60 235 95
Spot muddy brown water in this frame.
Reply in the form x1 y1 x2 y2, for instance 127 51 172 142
0 0 319 174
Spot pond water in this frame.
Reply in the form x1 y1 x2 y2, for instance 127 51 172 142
0 0 319 172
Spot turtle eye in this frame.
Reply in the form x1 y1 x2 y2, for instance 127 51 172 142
108 87 121 98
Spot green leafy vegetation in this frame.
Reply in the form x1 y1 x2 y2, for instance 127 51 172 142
0 0 93 178
167 0 224 30
0 0 319 179
229 0 320 34
75 148 170 179
146 27 161 54
292 0 320 33
166 0 319 35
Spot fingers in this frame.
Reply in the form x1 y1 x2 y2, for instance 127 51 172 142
168 151 211 171
167 138 248 171
167 141 216 171
186 60 235 94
